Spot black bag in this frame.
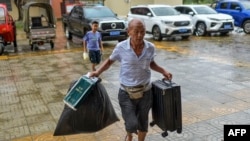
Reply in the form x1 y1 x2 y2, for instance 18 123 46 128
53 80 119 136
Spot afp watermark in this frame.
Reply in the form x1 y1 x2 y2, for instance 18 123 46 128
224 125 250 141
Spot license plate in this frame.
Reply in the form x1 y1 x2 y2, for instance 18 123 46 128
224 24 232 29
179 29 187 33
110 31 120 36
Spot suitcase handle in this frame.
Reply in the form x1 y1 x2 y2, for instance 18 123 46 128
162 78 172 86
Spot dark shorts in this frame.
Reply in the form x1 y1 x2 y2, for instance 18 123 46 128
118 89 152 133
88 50 101 64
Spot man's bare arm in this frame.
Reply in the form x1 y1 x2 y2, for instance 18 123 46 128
90 58 115 77
150 61 172 80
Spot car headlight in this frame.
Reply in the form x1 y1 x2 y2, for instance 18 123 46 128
161 20 173 24
208 18 220 21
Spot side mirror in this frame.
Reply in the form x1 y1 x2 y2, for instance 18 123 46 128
147 13 152 17
188 11 195 16
235 6 241 11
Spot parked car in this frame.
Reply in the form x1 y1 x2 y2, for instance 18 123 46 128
213 0 250 34
127 4 193 41
62 4 128 42
174 5 234 36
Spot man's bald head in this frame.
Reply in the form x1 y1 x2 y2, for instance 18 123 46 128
127 18 146 43
128 19 145 29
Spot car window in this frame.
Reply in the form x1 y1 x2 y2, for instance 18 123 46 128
71 7 79 18
241 1 250 9
77 7 83 18
184 7 193 14
143 8 151 16
131 8 145 15
194 6 217 14
230 2 240 10
175 7 184 13
151 7 179 16
0 8 5 24
220 2 229 9
84 7 115 18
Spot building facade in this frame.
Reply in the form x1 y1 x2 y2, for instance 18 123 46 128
7 0 182 20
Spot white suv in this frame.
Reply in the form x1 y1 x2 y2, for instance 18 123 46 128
127 5 193 40
174 5 234 36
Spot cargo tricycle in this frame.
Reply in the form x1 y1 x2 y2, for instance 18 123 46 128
23 2 56 50
0 3 17 55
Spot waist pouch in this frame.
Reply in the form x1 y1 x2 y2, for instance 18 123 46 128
122 85 145 99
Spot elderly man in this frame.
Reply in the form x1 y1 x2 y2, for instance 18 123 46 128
89 18 172 141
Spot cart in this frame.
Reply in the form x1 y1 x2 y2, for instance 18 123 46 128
22 2 56 50
0 3 17 55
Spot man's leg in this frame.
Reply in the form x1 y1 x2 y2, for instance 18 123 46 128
92 50 101 71
92 63 96 71
126 132 133 141
118 89 138 141
138 131 147 141
137 90 152 141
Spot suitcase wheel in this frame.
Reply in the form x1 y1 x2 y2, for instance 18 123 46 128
161 131 168 137
177 128 182 134
149 121 155 127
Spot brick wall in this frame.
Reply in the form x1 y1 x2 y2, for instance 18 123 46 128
51 0 63 19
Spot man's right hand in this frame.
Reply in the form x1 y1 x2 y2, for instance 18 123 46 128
88 71 99 77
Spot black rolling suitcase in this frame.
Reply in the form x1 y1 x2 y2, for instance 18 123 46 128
150 79 182 137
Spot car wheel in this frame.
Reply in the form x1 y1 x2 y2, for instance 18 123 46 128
50 41 54 49
30 44 34 51
0 43 4 55
243 20 250 34
220 32 229 36
65 26 72 40
195 22 207 36
13 28 17 48
182 35 190 40
13 40 17 47
118 38 126 42
152 26 162 41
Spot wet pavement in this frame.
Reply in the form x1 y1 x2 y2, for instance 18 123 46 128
0 21 250 141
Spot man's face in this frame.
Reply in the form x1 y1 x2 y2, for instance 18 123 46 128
92 23 99 31
128 23 146 41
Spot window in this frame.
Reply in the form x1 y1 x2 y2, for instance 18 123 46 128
142 8 151 16
84 7 115 18
0 8 5 24
76 7 83 18
220 2 229 9
151 7 179 16
184 8 193 14
175 7 184 13
131 8 144 15
194 6 217 14
71 7 79 18
0 0 11 11
230 2 240 10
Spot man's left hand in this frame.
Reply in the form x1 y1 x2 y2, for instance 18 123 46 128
163 72 172 80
